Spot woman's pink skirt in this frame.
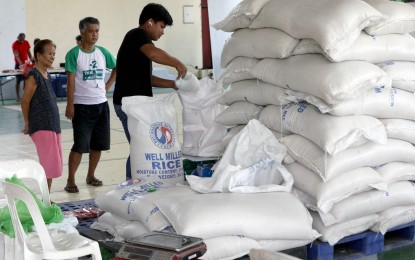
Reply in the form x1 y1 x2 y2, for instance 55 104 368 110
31 130 63 179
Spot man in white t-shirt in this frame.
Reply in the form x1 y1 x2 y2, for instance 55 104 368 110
64 16 117 193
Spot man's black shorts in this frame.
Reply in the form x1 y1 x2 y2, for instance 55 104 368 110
71 101 110 153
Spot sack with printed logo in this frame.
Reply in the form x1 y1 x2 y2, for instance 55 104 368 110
122 94 185 186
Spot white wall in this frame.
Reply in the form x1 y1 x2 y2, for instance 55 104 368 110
207 0 241 81
24 0 203 70
0 0 26 70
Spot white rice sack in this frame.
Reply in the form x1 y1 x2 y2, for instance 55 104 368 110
258 239 316 255
292 39 325 56
363 0 415 35
179 78 227 157
374 162 415 185
252 55 391 105
175 72 200 92
371 205 415 234
258 105 290 134
201 236 261 260
215 101 263 126
95 182 198 231
220 57 258 85
279 102 387 155
154 191 320 240
294 33 415 64
211 0 271 32
187 119 293 193
304 87 415 120
221 28 299 68
90 212 149 241
311 211 381 246
280 134 415 181
249 0 384 57
377 61 415 92
222 125 284 149
218 79 295 106
318 181 415 226
122 95 185 185
250 249 304 260
381 118 415 144
285 162 387 214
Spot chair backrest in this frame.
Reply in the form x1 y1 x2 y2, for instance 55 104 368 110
0 159 50 206
2 181 57 253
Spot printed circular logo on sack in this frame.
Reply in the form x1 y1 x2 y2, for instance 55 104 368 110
115 178 145 190
150 122 175 149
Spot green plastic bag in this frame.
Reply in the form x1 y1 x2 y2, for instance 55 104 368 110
0 175 64 238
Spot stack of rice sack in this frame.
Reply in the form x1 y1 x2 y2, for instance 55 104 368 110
214 0 415 246
93 120 319 260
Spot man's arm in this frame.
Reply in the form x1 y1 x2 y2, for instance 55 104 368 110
13 50 23 65
105 69 116 92
141 44 187 78
152 75 177 90
28 49 34 63
65 72 76 120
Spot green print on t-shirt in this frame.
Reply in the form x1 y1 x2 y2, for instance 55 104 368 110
83 69 103 81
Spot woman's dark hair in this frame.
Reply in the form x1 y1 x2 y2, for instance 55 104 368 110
33 38 40 46
139 3 173 26
34 39 56 62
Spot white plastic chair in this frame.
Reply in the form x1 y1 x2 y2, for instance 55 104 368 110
0 159 50 206
0 159 51 260
2 181 102 260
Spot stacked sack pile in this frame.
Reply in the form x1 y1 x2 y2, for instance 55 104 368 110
214 0 415 246
92 76 319 259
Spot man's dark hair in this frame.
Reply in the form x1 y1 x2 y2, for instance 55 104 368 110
79 17 100 31
18 33 25 38
34 39 56 62
139 3 173 26
76 35 82 42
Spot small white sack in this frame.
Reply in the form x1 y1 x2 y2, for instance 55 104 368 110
252 55 391 105
278 102 387 155
178 77 227 157
122 94 185 185
371 205 415 234
90 212 149 241
294 33 415 64
249 0 384 56
186 119 293 193
374 162 415 185
220 57 258 85
201 236 261 260
381 118 415 144
280 135 415 181
317 181 415 226
220 28 299 67
211 0 271 32
311 211 381 246
154 191 319 240
95 180 198 231
377 61 415 92
301 87 415 120
215 101 264 126
285 162 387 213
218 79 294 106
175 72 200 92
363 0 415 35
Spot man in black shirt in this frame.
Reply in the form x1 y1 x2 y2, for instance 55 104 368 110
113 3 187 180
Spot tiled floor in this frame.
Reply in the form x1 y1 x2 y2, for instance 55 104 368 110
0 91 183 203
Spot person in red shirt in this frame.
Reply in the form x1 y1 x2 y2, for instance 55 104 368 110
12 33 34 102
